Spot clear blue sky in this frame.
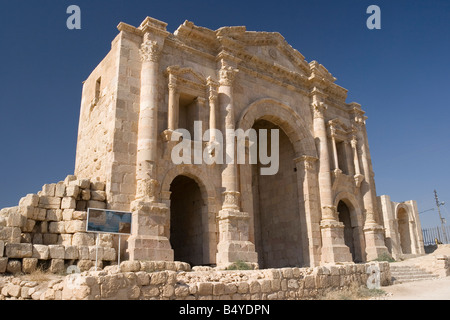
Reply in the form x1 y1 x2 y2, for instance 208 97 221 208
0 0 449 229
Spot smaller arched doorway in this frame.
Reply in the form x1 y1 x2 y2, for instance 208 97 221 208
169 175 205 266
337 200 363 262
397 207 412 254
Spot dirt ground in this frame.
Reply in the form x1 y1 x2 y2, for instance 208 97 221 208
379 245 450 300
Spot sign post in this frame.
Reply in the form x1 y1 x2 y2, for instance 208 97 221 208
86 208 132 268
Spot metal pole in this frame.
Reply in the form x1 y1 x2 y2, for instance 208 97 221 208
434 190 448 244
95 233 99 270
118 235 121 266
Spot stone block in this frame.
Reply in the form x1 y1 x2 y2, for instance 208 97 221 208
61 197 76 210
5 243 33 258
34 208 47 221
77 246 89 260
48 245 65 259
120 260 140 272
89 246 104 260
77 259 94 272
22 258 38 273
64 245 79 260
39 196 61 210
65 220 87 234
0 240 3 257
49 221 66 234
103 247 116 261
64 175 77 185
46 209 63 221
57 234 72 246
72 211 87 220
70 179 90 189
19 194 40 207
65 185 80 199
31 233 42 244
76 200 87 211
90 190 106 202
87 200 106 209
91 181 105 191
55 183 66 197
43 233 58 245
18 206 35 219
4 207 26 228
32 244 50 260
40 221 48 233
81 190 91 201
99 233 114 248
72 232 95 246
41 184 56 197
23 219 36 233
0 257 7 273
0 226 21 243
63 209 74 221
49 259 65 274
6 260 22 274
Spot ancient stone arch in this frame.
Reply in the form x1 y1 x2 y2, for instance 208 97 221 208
334 192 366 262
160 165 219 266
237 98 317 158
395 203 414 255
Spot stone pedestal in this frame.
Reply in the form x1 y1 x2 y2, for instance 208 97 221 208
216 209 258 267
127 200 174 261
364 222 389 260
320 219 353 264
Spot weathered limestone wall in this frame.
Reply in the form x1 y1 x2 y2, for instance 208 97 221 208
0 176 116 275
0 261 391 300
378 195 425 259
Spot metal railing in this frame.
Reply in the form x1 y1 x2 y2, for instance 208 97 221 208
422 226 450 246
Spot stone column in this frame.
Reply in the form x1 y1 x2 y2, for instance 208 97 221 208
351 135 364 187
207 77 219 143
294 155 321 267
216 60 258 268
330 129 341 173
353 109 389 260
128 25 174 262
167 73 179 132
311 90 352 264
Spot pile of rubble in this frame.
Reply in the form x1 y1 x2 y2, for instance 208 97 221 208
0 175 117 274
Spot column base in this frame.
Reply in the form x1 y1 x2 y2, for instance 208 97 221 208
364 223 389 261
320 220 353 264
216 209 258 268
127 200 174 262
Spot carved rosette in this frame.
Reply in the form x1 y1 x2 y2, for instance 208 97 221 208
140 39 160 63
136 178 159 202
219 66 239 86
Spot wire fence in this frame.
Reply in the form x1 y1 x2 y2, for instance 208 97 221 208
422 226 450 246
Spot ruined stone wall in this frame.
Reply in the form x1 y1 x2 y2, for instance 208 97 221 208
0 261 390 300
0 176 116 275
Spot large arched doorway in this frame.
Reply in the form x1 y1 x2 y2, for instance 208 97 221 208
252 119 304 268
337 201 357 262
398 207 412 254
169 175 205 266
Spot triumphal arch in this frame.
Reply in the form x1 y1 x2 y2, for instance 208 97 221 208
74 16 424 268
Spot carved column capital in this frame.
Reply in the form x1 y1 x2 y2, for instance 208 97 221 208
219 66 239 86
312 101 327 119
294 155 318 171
140 37 161 63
